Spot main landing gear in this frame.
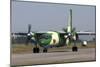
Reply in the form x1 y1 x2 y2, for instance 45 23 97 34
72 41 78 52
72 46 78 52
33 47 40 53
33 46 48 53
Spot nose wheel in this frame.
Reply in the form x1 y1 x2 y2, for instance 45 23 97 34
43 48 48 53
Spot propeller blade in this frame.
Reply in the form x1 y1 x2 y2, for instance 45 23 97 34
25 24 32 45
28 24 31 33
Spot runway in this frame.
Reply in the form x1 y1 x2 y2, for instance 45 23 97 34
11 48 96 66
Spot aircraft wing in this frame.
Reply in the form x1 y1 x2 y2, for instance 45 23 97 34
11 31 95 38
11 32 44 37
11 32 27 36
76 32 96 35
59 31 95 39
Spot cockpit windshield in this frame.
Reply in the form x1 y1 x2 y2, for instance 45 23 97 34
40 34 51 39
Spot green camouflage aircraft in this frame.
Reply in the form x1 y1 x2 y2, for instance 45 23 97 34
12 9 95 53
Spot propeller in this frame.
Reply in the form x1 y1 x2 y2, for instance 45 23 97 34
25 24 32 45
64 33 71 45
72 27 79 40
64 33 78 45
62 28 67 33
63 27 78 45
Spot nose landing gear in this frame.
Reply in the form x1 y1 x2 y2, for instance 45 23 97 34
43 48 48 53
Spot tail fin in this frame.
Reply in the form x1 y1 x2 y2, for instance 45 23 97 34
67 9 72 33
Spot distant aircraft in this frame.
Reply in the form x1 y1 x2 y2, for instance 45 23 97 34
12 9 95 53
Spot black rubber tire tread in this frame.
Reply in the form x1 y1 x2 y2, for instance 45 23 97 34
43 48 47 53
33 47 40 53
72 46 78 52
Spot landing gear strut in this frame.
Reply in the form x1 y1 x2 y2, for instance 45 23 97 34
72 41 78 52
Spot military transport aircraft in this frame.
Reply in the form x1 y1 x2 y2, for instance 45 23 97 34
12 9 95 53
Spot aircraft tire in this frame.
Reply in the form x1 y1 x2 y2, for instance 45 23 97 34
43 48 47 53
36 47 40 53
72 46 78 52
33 48 36 53
33 47 40 53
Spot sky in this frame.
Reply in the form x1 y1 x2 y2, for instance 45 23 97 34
11 1 96 40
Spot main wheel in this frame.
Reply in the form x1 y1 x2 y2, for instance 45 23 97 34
33 47 40 53
72 46 78 52
36 48 39 53
33 48 36 53
43 48 47 53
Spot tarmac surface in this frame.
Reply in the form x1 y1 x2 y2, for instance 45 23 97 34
11 48 96 66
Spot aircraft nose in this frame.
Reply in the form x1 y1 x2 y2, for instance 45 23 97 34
39 38 50 46
39 39 46 44
41 40 45 44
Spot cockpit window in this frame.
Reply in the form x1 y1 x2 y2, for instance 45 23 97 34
40 34 51 39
